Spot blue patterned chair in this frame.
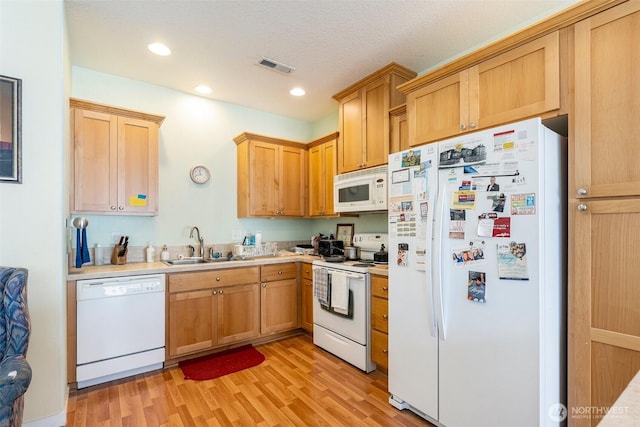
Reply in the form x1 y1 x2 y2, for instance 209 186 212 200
0 268 31 427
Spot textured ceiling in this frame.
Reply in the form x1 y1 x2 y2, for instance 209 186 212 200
65 0 579 122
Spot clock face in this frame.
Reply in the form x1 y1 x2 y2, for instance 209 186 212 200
190 165 210 184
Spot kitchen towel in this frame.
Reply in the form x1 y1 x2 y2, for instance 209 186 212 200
330 271 349 315
313 267 330 306
75 228 91 268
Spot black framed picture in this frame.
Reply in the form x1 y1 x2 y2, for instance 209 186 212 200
0 75 22 183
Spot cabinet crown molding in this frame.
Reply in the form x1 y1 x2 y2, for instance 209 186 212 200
70 98 165 125
398 0 626 94
332 62 416 101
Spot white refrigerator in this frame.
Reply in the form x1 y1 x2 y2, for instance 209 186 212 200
387 117 566 427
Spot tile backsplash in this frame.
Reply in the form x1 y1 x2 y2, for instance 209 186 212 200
69 240 310 269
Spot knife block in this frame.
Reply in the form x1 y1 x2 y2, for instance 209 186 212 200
111 245 128 265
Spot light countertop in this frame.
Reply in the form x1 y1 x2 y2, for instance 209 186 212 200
597 369 640 426
68 255 388 280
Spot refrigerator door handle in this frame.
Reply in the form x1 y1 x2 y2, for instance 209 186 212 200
433 183 447 340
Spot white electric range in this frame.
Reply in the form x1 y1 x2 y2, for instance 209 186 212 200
312 233 388 372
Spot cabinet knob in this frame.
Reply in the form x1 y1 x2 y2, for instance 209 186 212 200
110 206 117 211
278 271 283 275
382 349 388 354
460 124 466 130
382 286 388 291
577 188 588 196
118 206 125 210
212 290 217 295
382 314 388 320
262 283 267 288
577 204 588 212
218 289 223 294
216 277 221 281
469 122 476 129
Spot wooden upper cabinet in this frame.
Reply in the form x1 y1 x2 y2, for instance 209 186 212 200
573 1 640 199
333 63 416 173
405 31 560 146
235 133 306 217
389 105 409 155
307 132 338 217
70 99 164 215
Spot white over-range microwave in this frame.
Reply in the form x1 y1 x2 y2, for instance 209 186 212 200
334 165 388 213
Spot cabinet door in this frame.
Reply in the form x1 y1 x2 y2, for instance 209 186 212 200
371 296 389 334
72 109 118 212
362 77 388 168
168 289 216 357
301 263 314 332
308 144 323 216
118 117 159 214
371 329 389 373
574 3 640 199
474 31 559 130
279 145 306 216
389 108 408 154
261 278 298 334
570 198 640 425
308 140 336 216
322 141 336 215
216 283 260 345
338 90 364 173
407 71 469 146
249 141 279 215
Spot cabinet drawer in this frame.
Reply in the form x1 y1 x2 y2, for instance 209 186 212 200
168 267 259 293
371 296 389 333
301 262 313 280
371 275 389 299
261 262 297 282
371 329 389 372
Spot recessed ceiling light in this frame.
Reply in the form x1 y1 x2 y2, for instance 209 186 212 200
290 87 305 97
195 85 212 94
148 42 171 56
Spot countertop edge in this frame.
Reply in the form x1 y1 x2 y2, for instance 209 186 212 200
68 255 388 280
67 255 316 280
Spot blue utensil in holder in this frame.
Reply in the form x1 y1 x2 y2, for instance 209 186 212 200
72 217 90 268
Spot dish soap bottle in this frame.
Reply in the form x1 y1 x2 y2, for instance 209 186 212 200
160 245 170 261
146 242 155 263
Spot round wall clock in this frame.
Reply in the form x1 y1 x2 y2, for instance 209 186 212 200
190 165 211 184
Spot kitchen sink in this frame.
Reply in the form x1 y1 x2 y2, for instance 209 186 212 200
164 257 234 265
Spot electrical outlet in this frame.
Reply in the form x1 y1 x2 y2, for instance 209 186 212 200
111 232 123 244
231 230 242 241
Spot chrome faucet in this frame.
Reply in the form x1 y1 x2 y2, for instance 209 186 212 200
189 226 205 258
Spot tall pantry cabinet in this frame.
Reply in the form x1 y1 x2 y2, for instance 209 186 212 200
569 2 640 425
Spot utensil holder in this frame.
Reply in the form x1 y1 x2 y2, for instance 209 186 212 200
111 245 128 265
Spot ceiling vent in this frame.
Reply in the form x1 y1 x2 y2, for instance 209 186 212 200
256 56 295 74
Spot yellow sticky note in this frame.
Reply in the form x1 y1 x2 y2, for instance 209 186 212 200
129 196 147 207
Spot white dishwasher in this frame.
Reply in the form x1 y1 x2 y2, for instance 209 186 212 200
76 273 165 389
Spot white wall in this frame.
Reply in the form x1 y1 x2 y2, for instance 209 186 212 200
0 0 68 424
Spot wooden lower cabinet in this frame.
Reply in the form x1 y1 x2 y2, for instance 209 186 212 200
301 262 314 332
260 263 299 334
167 267 260 358
370 274 389 373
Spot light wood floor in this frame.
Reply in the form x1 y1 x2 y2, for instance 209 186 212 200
67 334 433 426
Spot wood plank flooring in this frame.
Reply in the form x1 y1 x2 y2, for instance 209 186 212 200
67 334 433 426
